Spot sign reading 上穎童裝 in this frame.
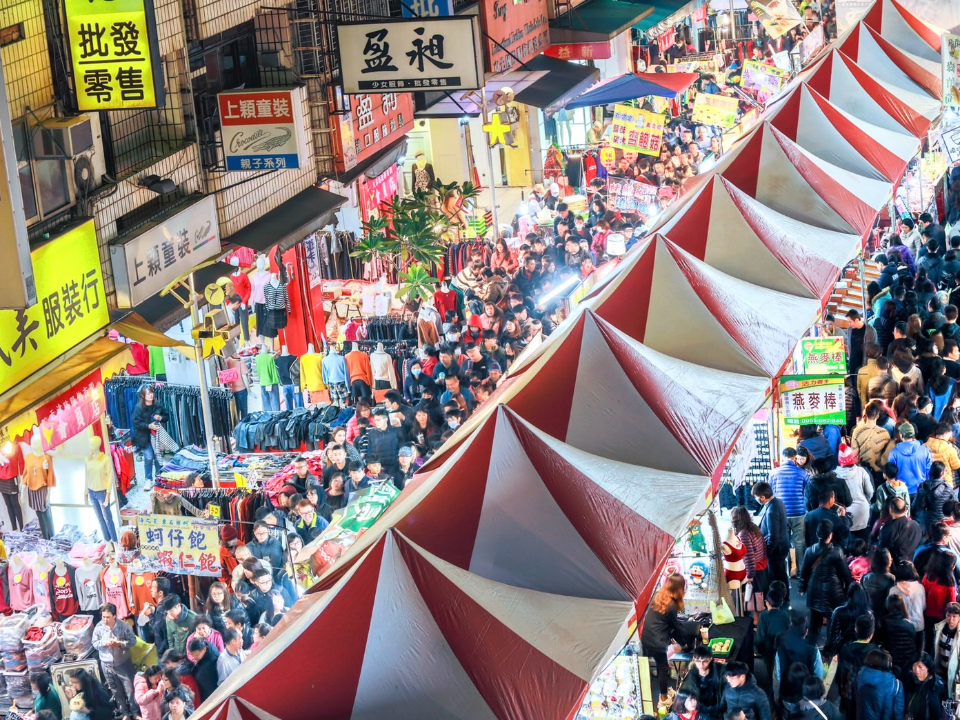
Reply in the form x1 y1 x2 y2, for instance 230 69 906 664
217 88 310 171
336 17 482 94
63 0 165 111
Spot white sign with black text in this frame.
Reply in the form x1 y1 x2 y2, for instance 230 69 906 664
110 195 221 308
940 125 960 165
337 17 482 94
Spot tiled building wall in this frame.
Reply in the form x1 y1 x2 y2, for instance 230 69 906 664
1 0 55 121
196 0 271 40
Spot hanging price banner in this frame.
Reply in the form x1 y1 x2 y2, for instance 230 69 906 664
610 104 665 156
599 147 616 168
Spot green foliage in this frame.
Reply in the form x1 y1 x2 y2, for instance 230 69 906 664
397 263 437 304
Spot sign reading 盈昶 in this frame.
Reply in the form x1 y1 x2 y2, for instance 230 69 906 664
337 92 413 170
217 88 309 171
779 375 846 426
64 0 165 110
138 515 222 576
336 18 482 94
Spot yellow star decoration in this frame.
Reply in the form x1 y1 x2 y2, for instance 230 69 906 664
482 111 511 147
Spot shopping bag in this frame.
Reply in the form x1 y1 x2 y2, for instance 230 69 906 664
710 598 735 625
130 635 156 671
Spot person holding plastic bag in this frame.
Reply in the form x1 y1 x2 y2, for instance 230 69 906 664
641 573 693 710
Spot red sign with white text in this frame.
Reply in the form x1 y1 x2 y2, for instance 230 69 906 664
657 29 677 54
360 165 401 222
336 92 414 171
482 0 550 73
545 42 612 60
35 370 104 451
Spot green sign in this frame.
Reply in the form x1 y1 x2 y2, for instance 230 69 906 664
779 375 846 426
800 336 846 375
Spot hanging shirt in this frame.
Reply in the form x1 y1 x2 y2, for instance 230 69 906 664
369 351 399 388
86 453 113 493
128 342 150 374
8 564 34 610
148 346 167 377
263 281 290 311
75 564 104 611
345 350 374 386
128 571 156 616
249 270 270 305
433 289 459 324
23 453 55 491
301 354 328 391
275 354 297 386
230 271 252 305
32 563 53 615
102 566 131 618
52 564 79 619
320 353 348 386
255 353 281 386
224 357 247 391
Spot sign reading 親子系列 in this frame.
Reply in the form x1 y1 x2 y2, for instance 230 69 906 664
63 0 165 111
217 88 310 171
337 17 482 94
482 0 549 73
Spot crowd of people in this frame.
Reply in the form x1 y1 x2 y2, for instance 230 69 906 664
638 216 960 720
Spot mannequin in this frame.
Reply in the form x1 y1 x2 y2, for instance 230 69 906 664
275 344 303 410
433 280 459 324
0 441 24 531
32 555 53 615
228 257 252 343
8 554 34 610
345 342 373 402
103 554 131 618
722 528 746 590
298 343 324 403
370 341 399 390
412 151 436 193
52 557 79 619
86 436 119 543
24 434 56 539
417 302 442 347
224 352 249 418
256 344 281 412
250 255 270 346
260 272 290 350
75 554 103 612
321 344 349 406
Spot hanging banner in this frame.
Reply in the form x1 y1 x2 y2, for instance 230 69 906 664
337 92 413 170
800 25 825 65
337 17 483 94
359 164 401 221
741 60 789 98
63 0 165 110
691 92 739 127
921 152 949 183
747 0 803 38
138 515 223 576
217 88 310 171
481 0 549 73
35 370 105 451
0 221 109 397
943 32 960 107
544 42 611 61
778 375 846 426
599 147 616 169
799 337 846 376
657 29 676 55
610 105 664 156
939 124 960 165
607 177 660 216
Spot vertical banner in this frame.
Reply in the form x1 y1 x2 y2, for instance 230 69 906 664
35 370 105 451
944 32 960 107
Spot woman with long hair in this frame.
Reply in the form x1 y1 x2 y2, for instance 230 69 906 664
408 405 440 456
134 664 165 720
731 506 768 621
132 384 168 482
824 583 873 659
479 300 504 334
490 237 518 275
67 669 114 720
641 573 691 705
204 581 238 636
922 550 958 649
665 690 699 720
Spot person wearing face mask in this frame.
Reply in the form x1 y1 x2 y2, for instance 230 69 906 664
443 409 463 435
403 360 437 403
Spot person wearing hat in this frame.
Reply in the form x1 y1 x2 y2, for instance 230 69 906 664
488 361 503 387
276 485 300 514
835 443 874 541
887 422 933 496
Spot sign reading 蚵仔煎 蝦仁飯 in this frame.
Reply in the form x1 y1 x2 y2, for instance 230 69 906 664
63 0 165 111
0 221 109 397
336 18 482 94
138 515 222 576
217 88 310 171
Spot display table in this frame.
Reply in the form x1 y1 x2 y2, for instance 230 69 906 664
668 616 754 685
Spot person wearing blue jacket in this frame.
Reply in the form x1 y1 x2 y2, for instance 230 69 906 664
768 448 809 576
887 422 934 495
855 649 905 720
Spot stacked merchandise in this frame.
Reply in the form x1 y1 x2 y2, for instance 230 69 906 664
155 446 227 488
718 416 772 512
60 615 94 656
233 405 347 452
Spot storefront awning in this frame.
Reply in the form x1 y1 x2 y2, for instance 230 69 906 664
112 312 191 348
415 56 600 117
642 0 699 37
549 0 657 44
322 137 408 186
0 337 133 440
225 186 348 256
564 71 699 109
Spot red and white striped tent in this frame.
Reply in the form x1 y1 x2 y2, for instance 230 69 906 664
193 2 941 716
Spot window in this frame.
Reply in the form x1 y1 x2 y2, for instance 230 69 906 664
12 120 74 224
0 24 23 47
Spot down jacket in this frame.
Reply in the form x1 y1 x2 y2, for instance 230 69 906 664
799 542 852 614
913 477 953 532
855 666 905 720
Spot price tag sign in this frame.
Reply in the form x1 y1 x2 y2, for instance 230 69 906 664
208 505 221 519
233 472 248 488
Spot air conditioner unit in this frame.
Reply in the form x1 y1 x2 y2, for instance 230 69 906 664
30 115 94 159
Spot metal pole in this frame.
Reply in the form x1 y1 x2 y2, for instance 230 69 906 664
858 253 868 315
480 91 501 238
188 272 221 488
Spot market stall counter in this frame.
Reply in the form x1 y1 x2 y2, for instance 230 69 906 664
668 616 754 686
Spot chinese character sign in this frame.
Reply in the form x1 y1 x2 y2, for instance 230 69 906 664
64 0 164 111
741 61 789 99
483 0 549 73
360 165 401 221
0 221 109 397
337 18 482 94
35 370 105 451
544 42 611 61
779 375 846 426
944 33 960 108
109 195 221 308
607 177 660 217
691 93 740 128
799 337 846 376
610 105 665 156
338 92 414 170
138 515 222 576
747 0 802 38
939 125 960 165
402 0 453 16
217 88 309 172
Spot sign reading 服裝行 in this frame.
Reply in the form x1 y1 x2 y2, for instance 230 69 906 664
217 88 309 171
800 337 846 375
0 221 109 397
64 0 165 111
138 515 222 576
779 375 846 426
610 105 665 156
943 33 960 108
109 195 221 308
336 17 482 94
482 0 549 73
691 93 739 128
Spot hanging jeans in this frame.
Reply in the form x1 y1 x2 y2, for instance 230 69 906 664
88 489 118 543
262 384 281 412
234 389 249 418
282 384 303 410
140 444 163 481
36 507 54 539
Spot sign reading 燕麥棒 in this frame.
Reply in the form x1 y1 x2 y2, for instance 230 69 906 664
799 336 846 375
0 221 109 397
217 88 310 171
336 17 483 94
63 0 165 111
779 375 846 426
138 515 222 576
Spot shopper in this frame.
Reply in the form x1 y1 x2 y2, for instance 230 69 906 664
799 520 852 641
878 497 923 564
914 461 953 533
752 482 790 596
855 649 905 720
720 662 771 720
767 448 809 576
904 653 946 720
835 443 874 540
30 671 62 718
640 573 691 705
680 646 723 720
216 628 245 685
66 669 114 720
887 422 933 495
133 665 165 720
882 595 920 679
132 384 168 482
823 583 873 660
731 506 768 621
92 602 140 720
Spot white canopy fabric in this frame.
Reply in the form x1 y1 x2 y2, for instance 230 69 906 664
193 2 937 717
